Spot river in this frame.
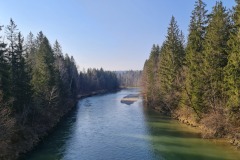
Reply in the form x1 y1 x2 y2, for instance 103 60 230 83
23 88 240 160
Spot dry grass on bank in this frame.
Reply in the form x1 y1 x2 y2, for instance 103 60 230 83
174 107 199 127
174 106 240 148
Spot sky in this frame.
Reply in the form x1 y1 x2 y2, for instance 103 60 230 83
0 0 236 71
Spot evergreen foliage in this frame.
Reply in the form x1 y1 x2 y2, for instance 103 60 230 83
0 19 120 159
115 70 142 87
157 17 185 111
144 44 159 105
0 25 10 101
185 0 207 114
224 0 240 119
202 1 231 111
78 68 119 95
142 0 239 138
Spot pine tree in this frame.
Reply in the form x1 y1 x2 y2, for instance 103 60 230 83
184 0 208 114
0 25 10 100
31 34 58 108
53 40 66 83
25 32 36 73
5 19 23 111
157 16 185 110
224 0 240 117
69 56 79 97
53 40 68 98
53 40 62 57
35 31 44 48
5 19 32 113
5 19 18 101
145 44 159 106
142 60 149 102
15 32 32 113
202 2 231 112
25 32 36 100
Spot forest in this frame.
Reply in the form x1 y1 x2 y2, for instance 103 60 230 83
115 70 142 87
142 0 240 143
2 0 240 159
0 19 120 159
78 68 119 95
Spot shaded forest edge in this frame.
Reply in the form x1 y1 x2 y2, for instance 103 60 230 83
142 0 240 148
0 20 120 159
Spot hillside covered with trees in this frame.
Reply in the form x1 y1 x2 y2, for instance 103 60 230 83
0 19 119 159
142 0 240 142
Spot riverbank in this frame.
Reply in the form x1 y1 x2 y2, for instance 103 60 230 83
175 110 240 149
23 88 240 160
7 90 118 160
12 99 76 160
150 105 240 150
0 98 77 160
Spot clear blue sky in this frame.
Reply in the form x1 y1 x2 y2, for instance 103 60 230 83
0 0 236 71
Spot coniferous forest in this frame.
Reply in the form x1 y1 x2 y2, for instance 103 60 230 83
142 0 240 140
79 68 119 95
116 70 142 87
2 0 240 159
0 19 119 159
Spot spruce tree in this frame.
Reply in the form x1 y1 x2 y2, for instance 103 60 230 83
25 32 36 72
53 40 65 82
5 19 32 113
145 44 159 105
5 19 23 111
31 34 57 108
157 16 185 110
69 56 78 97
53 40 66 98
25 32 36 100
185 0 208 114
15 32 32 113
202 1 231 111
0 25 10 100
5 19 18 102
224 0 240 117
142 60 149 102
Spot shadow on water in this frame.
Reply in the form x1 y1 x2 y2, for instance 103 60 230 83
144 109 240 160
21 89 240 160
19 104 79 160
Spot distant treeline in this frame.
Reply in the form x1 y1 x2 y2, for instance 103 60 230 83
0 19 119 159
142 0 240 140
116 70 142 87
79 68 119 94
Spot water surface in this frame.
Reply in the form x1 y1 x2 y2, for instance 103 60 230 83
23 89 240 160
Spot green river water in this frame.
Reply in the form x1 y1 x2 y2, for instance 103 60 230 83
22 88 240 160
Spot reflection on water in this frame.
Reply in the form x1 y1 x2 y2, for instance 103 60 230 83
145 109 240 160
23 89 240 160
